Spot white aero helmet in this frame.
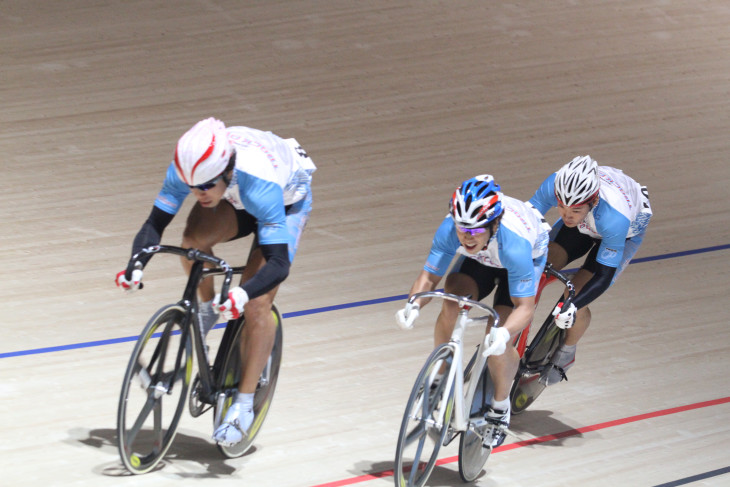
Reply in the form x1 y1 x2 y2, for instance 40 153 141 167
173 117 233 186
554 155 600 207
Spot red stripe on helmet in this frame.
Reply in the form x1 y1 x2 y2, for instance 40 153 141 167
188 133 217 183
556 189 599 208
173 147 189 185
476 194 500 219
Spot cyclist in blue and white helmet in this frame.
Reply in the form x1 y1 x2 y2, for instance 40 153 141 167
396 174 551 448
530 155 652 386
451 175 503 225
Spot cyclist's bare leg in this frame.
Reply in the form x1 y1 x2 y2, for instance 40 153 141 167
487 304 519 402
180 200 238 301
237 247 278 394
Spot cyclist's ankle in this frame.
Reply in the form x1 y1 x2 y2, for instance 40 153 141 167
233 392 254 410
489 397 510 414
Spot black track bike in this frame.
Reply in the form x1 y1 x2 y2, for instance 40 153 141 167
116 245 283 474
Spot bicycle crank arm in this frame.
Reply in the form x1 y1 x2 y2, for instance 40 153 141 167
213 392 226 429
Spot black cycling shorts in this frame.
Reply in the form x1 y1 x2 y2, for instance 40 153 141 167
455 257 513 308
231 204 294 242
551 224 601 273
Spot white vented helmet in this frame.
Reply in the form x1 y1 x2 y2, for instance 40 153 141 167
554 155 600 206
173 117 232 186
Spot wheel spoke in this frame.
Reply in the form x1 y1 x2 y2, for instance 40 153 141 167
403 420 427 446
154 396 163 448
126 392 159 447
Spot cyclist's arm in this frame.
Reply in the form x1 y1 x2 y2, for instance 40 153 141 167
503 295 536 337
410 216 460 308
572 206 626 309
131 206 175 265
572 261 616 309
528 173 558 216
239 243 290 300
407 269 442 309
130 163 189 264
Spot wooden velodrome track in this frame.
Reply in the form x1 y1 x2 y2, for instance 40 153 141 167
2 1 729 486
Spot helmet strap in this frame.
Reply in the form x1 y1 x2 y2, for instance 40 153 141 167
487 217 501 242
221 151 236 187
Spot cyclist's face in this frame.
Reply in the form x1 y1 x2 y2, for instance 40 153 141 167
455 225 492 254
191 177 227 208
557 201 591 227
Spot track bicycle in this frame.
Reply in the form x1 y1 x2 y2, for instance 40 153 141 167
116 245 283 474
394 292 505 486
510 263 575 415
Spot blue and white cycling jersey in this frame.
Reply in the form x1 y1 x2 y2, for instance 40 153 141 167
529 166 652 268
424 196 551 298
153 126 316 246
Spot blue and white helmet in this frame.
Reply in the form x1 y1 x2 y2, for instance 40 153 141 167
450 175 504 228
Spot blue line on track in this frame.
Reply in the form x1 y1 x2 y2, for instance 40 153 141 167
651 465 730 487
2 243 728 359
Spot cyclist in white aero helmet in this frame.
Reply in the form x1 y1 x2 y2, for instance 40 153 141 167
396 174 550 448
116 117 316 449
529 155 652 386
173 117 233 187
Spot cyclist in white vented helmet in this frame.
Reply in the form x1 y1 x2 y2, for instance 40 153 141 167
116 117 317 449
396 174 551 448
530 155 652 386
554 155 600 207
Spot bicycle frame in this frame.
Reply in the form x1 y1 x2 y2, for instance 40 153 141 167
406 291 499 437
127 245 236 405
512 262 576 359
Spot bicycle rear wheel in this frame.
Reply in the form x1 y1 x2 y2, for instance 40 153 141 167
394 344 454 487
117 304 192 474
458 350 494 482
215 306 284 458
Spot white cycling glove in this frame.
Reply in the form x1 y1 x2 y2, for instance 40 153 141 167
552 302 577 329
483 327 511 357
395 302 420 330
115 265 143 293
214 286 250 320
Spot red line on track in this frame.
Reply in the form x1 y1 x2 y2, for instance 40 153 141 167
311 396 730 487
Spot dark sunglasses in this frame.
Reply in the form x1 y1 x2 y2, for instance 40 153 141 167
188 153 236 191
188 172 225 191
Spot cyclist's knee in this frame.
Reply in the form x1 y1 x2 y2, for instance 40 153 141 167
577 306 591 324
444 272 478 299
244 294 275 320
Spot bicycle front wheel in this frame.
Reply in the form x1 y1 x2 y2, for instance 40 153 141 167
458 350 494 482
394 344 454 487
216 306 284 458
117 304 193 474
